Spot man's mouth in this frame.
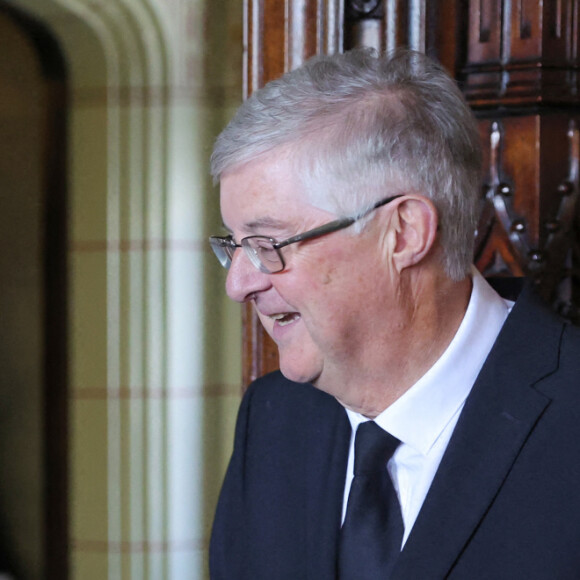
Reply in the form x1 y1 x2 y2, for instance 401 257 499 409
269 312 301 327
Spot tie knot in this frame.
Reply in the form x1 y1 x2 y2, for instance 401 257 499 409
354 421 400 476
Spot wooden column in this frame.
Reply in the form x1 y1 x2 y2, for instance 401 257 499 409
463 0 580 321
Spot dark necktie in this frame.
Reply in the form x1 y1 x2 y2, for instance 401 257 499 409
338 420 403 579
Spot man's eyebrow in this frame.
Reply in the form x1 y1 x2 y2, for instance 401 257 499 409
244 217 290 232
220 217 291 236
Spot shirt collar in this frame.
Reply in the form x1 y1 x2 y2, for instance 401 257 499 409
346 268 512 456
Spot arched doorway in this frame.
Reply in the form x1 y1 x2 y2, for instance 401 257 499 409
1 0 242 578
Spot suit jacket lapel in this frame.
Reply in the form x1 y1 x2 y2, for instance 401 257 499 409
392 285 563 579
304 400 351 580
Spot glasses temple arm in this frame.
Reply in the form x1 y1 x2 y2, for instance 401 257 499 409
353 194 404 220
273 194 403 250
274 217 355 249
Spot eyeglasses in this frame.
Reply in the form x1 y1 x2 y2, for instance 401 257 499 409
209 194 403 274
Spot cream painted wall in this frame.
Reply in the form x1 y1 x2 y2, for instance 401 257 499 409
1 0 243 578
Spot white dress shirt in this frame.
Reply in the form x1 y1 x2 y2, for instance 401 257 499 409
343 269 513 546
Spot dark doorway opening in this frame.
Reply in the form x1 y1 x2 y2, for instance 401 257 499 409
0 3 69 578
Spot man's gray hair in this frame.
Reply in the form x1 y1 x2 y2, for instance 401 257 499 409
211 49 482 281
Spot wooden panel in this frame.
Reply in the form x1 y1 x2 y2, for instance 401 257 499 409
475 113 580 317
475 114 576 283
465 0 580 321
464 0 580 106
343 0 458 59
344 0 409 52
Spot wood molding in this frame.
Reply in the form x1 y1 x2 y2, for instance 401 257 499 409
463 0 580 106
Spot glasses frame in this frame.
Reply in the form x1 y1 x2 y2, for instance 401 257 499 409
209 194 403 274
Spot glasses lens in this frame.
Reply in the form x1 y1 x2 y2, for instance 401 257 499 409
209 237 234 269
243 237 284 274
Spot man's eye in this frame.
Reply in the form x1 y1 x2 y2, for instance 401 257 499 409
256 246 279 266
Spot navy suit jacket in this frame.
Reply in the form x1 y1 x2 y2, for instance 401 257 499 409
210 284 580 579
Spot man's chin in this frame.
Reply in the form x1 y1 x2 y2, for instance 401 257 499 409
278 357 322 386
279 367 316 385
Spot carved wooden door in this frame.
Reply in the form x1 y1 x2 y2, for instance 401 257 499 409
241 0 580 387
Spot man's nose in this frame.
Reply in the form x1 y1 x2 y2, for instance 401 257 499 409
225 248 272 302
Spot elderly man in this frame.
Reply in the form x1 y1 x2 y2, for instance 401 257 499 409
208 49 580 580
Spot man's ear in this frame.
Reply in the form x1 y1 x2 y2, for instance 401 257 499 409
389 195 438 273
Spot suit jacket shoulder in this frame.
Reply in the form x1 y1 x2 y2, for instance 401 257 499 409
393 283 580 580
209 372 351 580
